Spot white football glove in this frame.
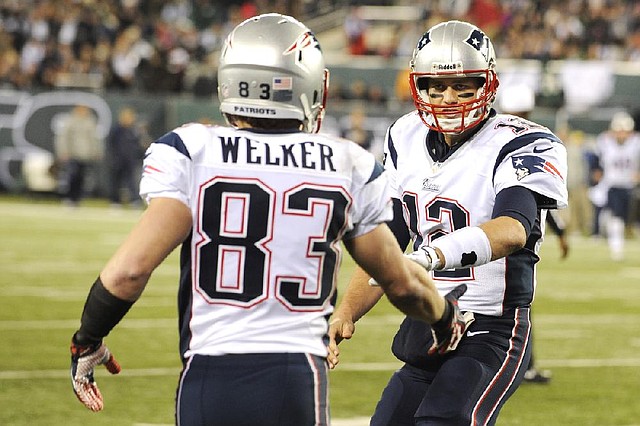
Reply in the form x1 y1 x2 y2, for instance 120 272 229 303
405 246 442 271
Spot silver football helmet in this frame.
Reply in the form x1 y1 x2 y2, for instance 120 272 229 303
409 20 499 133
218 13 329 133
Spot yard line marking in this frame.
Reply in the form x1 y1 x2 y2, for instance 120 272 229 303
0 368 181 380
0 202 142 222
0 285 177 300
538 358 640 368
1 313 640 330
0 318 176 330
3 358 640 380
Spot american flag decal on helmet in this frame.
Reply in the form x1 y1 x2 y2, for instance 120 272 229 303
273 77 292 90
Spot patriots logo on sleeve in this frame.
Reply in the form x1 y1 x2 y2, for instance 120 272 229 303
511 155 563 181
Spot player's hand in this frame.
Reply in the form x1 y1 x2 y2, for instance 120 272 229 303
558 236 569 259
70 336 121 411
405 246 441 271
327 317 355 369
428 284 475 356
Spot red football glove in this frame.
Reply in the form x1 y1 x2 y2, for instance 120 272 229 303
428 284 475 355
70 336 121 411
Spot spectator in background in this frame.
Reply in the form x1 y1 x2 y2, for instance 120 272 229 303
466 0 504 39
0 43 23 89
54 105 102 206
562 129 595 236
367 84 388 107
106 107 148 208
344 6 369 55
394 68 412 104
340 104 374 153
593 111 640 261
343 78 369 102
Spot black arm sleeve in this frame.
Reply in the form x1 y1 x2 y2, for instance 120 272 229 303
387 198 411 250
74 277 134 345
492 186 538 237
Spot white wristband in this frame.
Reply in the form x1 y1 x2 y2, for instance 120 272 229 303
431 226 492 270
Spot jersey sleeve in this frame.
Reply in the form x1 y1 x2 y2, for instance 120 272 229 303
139 131 193 206
494 133 569 209
344 145 393 240
382 123 400 199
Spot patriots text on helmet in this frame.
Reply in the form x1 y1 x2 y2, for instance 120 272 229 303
219 136 336 171
233 106 278 115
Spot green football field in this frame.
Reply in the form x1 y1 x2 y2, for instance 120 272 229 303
1 196 639 426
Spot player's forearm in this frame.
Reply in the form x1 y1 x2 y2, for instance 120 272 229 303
385 259 445 324
334 266 384 323
479 216 527 260
101 197 192 301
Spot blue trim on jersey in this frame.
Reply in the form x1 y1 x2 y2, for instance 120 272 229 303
386 122 399 169
156 131 192 160
491 131 562 185
366 161 385 184
389 198 411 250
178 236 194 364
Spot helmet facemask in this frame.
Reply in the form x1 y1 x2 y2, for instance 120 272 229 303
410 69 498 134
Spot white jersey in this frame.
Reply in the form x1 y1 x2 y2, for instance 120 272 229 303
385 111 568 315
140 123 392 359
595 131 640 189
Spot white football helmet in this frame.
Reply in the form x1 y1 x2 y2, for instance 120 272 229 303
218 13 329 133
409 20 499 134
610 111 634 132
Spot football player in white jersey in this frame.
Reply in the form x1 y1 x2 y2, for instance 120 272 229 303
593 111 640 260
68 14 471 425
328 20 568 425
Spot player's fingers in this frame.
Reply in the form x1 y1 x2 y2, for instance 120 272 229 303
427 343 438 356
448 284 467 300
326 352 339 369
74 380 104 412
339 322 354 340
104 354 121 375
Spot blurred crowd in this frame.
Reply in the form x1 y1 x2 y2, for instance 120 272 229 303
2 1 640 97
0 0 305 95
350 0 640 62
